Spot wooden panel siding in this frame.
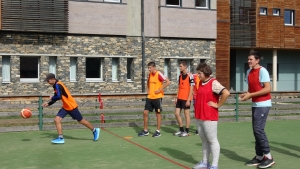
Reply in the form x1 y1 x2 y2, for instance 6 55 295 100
272 15 281 48
296 1 300 26
1 0 68 33
256 0 300 49
284 26 295 48
294 28 300 49
0 0 1 30
216 0 230 89
257 15 268 47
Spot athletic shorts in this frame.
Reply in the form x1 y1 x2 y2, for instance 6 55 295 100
176 99 190 109
144 98 162 112
57 107 83 121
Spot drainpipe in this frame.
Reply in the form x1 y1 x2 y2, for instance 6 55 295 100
141 0 146 92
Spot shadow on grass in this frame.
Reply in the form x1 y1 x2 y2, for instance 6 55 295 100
160 125 197 134
160 126 177 134
130 123 144 134
250 141 300 158
40 132 91 140
220 148 249 162
196 143 249 163
160 147 198 164
21 139 31 141
270 141 300 153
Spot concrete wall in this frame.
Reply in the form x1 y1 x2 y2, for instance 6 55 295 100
211 0 217 9
160 7 216 39
69 1 127 35
144 0 160 37
182 0 195 8
127 0 141 36
231 49 300 91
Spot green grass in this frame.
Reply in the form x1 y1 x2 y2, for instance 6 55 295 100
0 120 300 169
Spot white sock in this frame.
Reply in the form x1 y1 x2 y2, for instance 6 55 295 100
264 153 272 159
156 130 160 132
256 155 263 160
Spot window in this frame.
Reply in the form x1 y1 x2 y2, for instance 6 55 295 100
164 59 170 78
127 58 133 82
104 0 121 2
196 0 209 9
2 56 10 83
166 0 181 7
177 60 191 81
267 63 279 81
112 58 119 82
49 56 57 75
284 10 294 26
70 57 77 82
86 58 103 82
273 8 280 16
260 7 267 15
239 7 250 24
20 57 39 83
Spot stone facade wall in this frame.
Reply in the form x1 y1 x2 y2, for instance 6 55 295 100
0 32 215 95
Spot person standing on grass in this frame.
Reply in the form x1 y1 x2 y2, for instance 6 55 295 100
42 73 100 144
138 62 171 137
193 63 230 169
173 60 195 137
241 51 275 168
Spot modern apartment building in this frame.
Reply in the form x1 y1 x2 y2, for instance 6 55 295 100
217 0 300 91
0 0 217 94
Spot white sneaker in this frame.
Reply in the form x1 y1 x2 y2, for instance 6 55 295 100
193 161 210 169
173 131 182 136
179 132 189 137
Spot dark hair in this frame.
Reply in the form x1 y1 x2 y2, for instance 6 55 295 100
196 63 212 77
179 60 187 67
249 51 262 60
147 62 156 67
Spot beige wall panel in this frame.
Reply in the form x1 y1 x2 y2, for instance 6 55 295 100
182 0 195 8
122 0 127 3
69 1 127 35
144 0 160 37
160 8 216 39
160 0 165 6
127 0 141 36
210 0 217 9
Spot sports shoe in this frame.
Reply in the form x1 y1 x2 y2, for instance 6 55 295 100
208 166 218 169
257 156 275 168
193 160 210 169
195 130 199 135
93 128 100 141
245 156 262 166
179 132 189 137
152 130 161 137
138 130 149 137
51 137 65 144
173 131 182 136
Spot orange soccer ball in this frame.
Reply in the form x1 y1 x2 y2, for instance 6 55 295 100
20 108 32 119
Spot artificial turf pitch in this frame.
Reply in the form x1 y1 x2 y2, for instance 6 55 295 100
0 120 299 169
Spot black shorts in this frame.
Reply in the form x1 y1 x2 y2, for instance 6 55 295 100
176 99 190 109
144 98 162 112
57 107 83 121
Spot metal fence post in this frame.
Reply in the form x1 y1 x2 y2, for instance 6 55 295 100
235 93 239 122
38 96 43 130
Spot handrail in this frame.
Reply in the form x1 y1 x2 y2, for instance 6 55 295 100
1 91 299 131
0 91 299 98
